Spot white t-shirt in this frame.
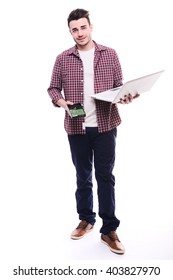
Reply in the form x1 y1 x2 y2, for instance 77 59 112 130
78 48 97 127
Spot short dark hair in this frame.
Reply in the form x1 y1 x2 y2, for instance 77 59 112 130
67 9 90 26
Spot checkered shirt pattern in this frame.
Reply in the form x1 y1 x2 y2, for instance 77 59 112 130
47 41 123 134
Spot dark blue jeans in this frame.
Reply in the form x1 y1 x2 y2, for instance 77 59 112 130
68 127 120 234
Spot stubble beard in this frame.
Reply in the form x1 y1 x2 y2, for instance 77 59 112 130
76 36 92 49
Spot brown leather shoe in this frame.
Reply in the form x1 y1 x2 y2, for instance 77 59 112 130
101 231 125 254
71 220 94 240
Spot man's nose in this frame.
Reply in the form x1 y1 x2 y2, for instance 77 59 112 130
78 29 83 36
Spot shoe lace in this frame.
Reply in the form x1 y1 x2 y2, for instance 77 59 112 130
76 220 89 230
108 231 120 242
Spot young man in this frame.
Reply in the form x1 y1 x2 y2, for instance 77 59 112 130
47 8 139 254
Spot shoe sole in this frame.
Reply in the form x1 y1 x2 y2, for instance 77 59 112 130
71 227 94 240
101 239 125 254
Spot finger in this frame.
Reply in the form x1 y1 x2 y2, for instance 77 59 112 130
128 94 133 102
133 93 140 99
124 95 130 103
119 98 125 104
66 100 74 105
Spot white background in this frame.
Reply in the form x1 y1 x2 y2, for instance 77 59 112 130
0 0 173 279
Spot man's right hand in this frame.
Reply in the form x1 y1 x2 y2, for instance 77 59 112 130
57 99 73 109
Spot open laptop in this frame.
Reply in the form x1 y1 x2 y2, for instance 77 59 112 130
90 70 164 103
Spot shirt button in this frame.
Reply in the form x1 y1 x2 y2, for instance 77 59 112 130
81 92 83 95
81 80 83 82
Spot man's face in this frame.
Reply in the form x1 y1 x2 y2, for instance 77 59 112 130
69 18 93 49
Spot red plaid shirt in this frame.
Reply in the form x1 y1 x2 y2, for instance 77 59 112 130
47 41 123 134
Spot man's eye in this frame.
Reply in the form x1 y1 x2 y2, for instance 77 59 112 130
72 29 77 33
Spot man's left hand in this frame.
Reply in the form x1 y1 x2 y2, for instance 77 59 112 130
118 93 140 104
